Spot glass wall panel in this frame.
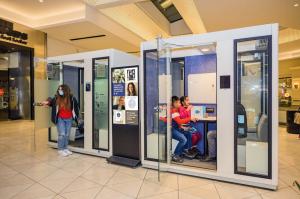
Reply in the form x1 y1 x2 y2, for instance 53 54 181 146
93 57 109 150
234 36 271 178
144 50 167 162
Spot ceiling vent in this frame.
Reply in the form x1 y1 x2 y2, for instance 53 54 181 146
70 34 106 41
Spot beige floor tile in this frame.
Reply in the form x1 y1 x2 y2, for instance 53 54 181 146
39 169 75 181
60 158 95 176
0 173 34 188
61 177 102 193
118 166 147 179
141 191 178 199
39 176 76 193
0 184 32 199
137 181 176 198
0 163 18 176
11 183 56 199
145 172 178 190
261 187 300 199
81 166 117 185
95 187 134 199
60 187 102 199
106 171 143 185
179 184 220 199
21 163 57 181
178 175 214 190
214 182 258 199
107 179 143 198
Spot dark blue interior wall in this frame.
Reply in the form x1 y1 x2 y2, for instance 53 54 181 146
63 65 79 102
145 54 159 134
145 53 218 133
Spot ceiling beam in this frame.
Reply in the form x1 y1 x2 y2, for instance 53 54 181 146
99 3 170 40
84 0 145 9
171 0 206 34
86 5 143 47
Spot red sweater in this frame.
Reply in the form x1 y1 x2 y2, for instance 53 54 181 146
58 107 72 119
160 108 191 129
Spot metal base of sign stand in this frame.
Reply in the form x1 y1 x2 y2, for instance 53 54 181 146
107 156 141 168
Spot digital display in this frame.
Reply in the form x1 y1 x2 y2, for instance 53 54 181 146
112 66 138 125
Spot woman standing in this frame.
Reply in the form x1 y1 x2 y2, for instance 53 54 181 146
43 84 79 157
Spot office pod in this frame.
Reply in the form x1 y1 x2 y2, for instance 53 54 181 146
140 24 278 190
34 49 139 158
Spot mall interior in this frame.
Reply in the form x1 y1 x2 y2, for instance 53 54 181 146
0 0 299 199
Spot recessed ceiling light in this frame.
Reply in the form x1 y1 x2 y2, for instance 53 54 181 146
39 0 44 3
201 48 210 52
294 2 299 7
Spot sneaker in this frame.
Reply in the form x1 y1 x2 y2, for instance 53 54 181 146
172 155 184 163
58 150 68 157
64 149 73 155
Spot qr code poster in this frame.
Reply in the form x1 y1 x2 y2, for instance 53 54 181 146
125 68 138 83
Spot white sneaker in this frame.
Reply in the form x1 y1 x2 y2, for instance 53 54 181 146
58 150 68 157
64 149 73 155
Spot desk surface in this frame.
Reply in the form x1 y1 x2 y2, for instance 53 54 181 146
198 117 217 121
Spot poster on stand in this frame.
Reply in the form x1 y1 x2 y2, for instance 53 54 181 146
112 66 138 125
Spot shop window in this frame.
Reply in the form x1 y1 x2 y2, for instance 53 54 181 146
234 36 272 178
92 57 109 150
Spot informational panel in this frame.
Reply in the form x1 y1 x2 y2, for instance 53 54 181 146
111 66 140 160
112 67 139 125
188 73 216 104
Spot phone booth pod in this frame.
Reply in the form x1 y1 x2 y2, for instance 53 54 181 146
140 24 278 190
46 49 139 158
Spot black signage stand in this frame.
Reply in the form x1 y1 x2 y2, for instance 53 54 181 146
107 66 141 168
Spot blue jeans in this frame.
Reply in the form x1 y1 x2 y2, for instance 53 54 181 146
172 128 187 156
207 130 216 158
57 118 72 150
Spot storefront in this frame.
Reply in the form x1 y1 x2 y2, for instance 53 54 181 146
140 23 278 189
0 18 46 120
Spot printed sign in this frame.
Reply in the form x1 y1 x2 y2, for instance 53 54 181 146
112 66 139 125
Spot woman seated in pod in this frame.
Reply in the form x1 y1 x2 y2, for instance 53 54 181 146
170 96 196 163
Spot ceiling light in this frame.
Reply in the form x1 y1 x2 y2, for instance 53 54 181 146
39 0 44 3
201 48 210 52
294 2 299 7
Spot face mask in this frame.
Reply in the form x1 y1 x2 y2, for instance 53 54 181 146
58 90 64 96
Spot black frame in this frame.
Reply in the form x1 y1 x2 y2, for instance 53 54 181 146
111 65 140 159
143 49 168 162
92 56 110 151
233 35 272 179
143 49 218 167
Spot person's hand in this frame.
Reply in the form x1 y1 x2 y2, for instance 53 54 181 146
191 116 197 122
41 101 49 106
187 105 193 111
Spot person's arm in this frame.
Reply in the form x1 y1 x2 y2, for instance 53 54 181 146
72 97 80 119
42 97 54 106
172 112 191 125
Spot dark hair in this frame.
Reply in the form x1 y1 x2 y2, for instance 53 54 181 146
127 82 137 96
172 96 180 106
180 96 188 105
56 84 72 110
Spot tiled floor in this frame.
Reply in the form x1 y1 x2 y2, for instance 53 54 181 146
0 120 299 199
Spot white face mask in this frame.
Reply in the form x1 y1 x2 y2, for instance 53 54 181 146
58 90 64 96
